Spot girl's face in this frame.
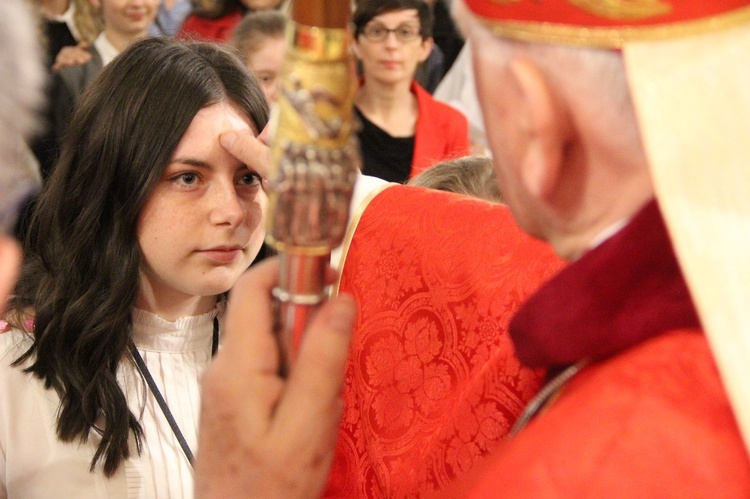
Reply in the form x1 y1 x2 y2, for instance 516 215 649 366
136 102 267 319
247 36 285 104
353 9 433 86
91 0 159 38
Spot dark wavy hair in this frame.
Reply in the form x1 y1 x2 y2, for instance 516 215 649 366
8 37 268 476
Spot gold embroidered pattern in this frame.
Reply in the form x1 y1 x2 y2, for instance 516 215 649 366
570 0 672 20
478 6 750 48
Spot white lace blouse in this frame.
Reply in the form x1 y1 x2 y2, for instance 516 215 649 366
0 307 220 498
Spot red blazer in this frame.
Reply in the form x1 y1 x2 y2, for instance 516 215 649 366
176 9 244 42
411 81 471 177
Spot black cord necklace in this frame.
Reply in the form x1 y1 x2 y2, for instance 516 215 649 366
129 317 219 467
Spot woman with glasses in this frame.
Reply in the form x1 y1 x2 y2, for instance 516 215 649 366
0 37 269 497
352 0 470 183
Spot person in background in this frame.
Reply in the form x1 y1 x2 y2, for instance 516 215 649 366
408 154 501 202
413 0 464 92
192 0 750 497
1 37 269 497
38 0 158 181
425 0 463 73
29 0 102 184
34 0 103 67
229 9 287 104
352 0 469 183
433 41 489 155
178 0 285 43
0 0 45 314
148 0 192 37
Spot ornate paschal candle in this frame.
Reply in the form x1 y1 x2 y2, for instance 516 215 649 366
265 0 359 374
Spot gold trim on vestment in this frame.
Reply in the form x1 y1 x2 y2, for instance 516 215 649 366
332 182 396 296
477 6 750 47
569 0 672 20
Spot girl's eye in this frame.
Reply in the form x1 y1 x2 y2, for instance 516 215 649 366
177 172 198 185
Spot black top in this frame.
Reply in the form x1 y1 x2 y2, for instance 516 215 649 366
30 21 78 185
355 107 415 184
432 0 464 74
44 21 77 67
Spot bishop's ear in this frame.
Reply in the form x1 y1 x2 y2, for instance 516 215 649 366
508 56 572 201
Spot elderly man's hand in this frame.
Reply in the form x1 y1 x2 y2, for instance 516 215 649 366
194 258 355 498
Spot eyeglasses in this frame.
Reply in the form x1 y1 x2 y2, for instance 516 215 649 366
361 23 421 43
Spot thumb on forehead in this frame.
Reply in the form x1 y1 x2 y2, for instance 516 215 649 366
220 129 272 179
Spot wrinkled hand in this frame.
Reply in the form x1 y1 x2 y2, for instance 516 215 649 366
194 258 356 498
52 42 92 71
220 128 273 186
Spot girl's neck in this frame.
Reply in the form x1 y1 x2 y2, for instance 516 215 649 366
355 80 418 137
356 78 414 110
135 290 217 322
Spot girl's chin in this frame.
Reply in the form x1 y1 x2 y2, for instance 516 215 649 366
193 270 248 297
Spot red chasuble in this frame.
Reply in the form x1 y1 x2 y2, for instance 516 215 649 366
325 185 564 497
440 200 750 496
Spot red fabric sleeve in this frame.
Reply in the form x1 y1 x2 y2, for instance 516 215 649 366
176 11 243 42
324 185 564 497
411 82 471 177
450 330 750 497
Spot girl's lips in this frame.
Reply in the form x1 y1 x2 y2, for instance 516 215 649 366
199 247 242 264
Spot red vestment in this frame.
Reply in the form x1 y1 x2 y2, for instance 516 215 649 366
447 200 750 496
325 185 564 497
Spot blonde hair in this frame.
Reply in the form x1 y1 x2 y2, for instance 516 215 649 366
409 155 502 203
229 10 287 65
71 0 103 43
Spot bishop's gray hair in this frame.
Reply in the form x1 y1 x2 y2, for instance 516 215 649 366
0 0 46 233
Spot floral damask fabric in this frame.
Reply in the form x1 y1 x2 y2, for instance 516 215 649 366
325 185 565 498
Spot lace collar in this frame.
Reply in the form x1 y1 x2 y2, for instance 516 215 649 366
131 304 223 353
